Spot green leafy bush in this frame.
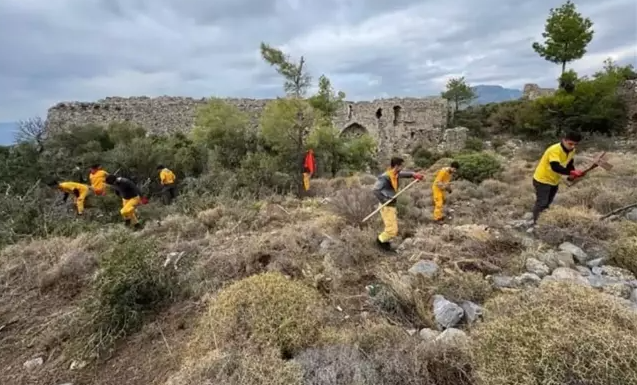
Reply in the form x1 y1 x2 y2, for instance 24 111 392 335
455 152 502 183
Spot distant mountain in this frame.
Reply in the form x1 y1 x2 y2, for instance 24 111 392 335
0 122 18 146
470 85 523 105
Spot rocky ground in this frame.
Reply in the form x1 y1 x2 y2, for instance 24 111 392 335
2 146 637 385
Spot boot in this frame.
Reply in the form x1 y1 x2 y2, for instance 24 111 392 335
375 238 396 253
133 223 143 231
124 219 131 227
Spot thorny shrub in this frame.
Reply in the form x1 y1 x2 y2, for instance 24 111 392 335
536 205 615 246
609 236 637 276
73 233 180 359
472 281 637 385
328 186 378 226
454 152 502 184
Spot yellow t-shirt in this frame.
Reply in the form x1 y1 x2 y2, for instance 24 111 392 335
533 143 575 186
432 167 452 190
159 168 176 185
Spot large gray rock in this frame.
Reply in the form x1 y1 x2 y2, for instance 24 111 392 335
538 250 574 270
433 295 464 330
558 242 590 264
408 260 439 278
515 273 542 287
546 267 590 286
626 208 637 222
491 275 517 289
594 265 636 281
630 289 637 303
586 258 607 268
433 328 469 347
419 328 440 341
525 258 551 277
575 266 592 276
460 301 483 324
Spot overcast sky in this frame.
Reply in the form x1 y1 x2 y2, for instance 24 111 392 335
0 0 635 122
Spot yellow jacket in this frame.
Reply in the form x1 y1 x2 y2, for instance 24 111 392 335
159 168 176 185
432 167 452 191
89 169 108 192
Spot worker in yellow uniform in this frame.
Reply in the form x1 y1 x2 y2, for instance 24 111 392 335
89 164 109 196
105 174 147 230
372 157 423 252
157 165 177 204
432 161 459 222
47 179 90 215
531 131 584 225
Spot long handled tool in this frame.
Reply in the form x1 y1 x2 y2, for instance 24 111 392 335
361 179 421 223
564 151 613 187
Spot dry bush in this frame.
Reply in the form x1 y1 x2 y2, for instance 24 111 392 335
476 179 510 197
454 229 526 275
143 214 208 239
165 347 303 385
328 187 378 225
472 281 637 385
615 220 637 238
433 271 494 304
195 272 328 357
295 344 379 384
373 270 435 328
0 231 108 293
324 321 475 385
609 236 637 276
197 206 224 228
536 205 615 245
358 173 378 185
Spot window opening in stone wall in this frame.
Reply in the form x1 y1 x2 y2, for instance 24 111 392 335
375 108 382 119
347 104 353 119
393 106 402 126
410 131 415 139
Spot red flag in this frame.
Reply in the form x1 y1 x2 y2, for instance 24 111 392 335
304 149 316 175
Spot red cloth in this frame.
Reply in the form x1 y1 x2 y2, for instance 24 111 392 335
304 150 316 174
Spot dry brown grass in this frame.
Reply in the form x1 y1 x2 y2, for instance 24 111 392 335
193 272 329 357
609 236 637 276
536 205 615 245
472 281 637 385
328 186 378 225
165 347 303 385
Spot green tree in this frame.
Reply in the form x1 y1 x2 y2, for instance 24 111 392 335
260 42 312 98
192 98 254 169
260 42 315 196
532 0 594 74
308 75 346 121
441 76 477 113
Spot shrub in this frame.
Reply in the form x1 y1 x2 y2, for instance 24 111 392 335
328 187 378 226
434 271 494 304
464 137 484 152
472 281 637 385
609 236 637 276
75 234 179 358
455 152 502 184
197 272 327 356
411 146 450 169
536 205 615 245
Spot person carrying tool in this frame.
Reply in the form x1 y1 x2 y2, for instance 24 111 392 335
531 131 584 225
46 179 90 215
157 165 177 204
105 174 147 230
432 161 459 222
89 164 109 196
372 157 423 251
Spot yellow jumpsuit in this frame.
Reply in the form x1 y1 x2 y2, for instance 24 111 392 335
89 169 109 196
58 181 90 214
432 167 452 221
378 169 399 243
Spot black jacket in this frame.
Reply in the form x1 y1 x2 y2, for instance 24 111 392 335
111 177 142 199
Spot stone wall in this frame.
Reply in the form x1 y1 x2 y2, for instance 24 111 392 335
522 83 556 100
46 95 449 158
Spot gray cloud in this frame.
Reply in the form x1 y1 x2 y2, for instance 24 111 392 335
0 0 635 121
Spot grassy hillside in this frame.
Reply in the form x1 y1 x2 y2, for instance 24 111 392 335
2 139 637 385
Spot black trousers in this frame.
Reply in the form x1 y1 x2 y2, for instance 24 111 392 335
532 179 558 223
162 184 177 204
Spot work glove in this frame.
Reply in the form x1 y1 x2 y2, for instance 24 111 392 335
413 173 424 181
141 196 149 205
569 169 584 179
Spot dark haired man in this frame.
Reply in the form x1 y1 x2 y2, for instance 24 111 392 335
105 174 147 230
531 131 584 225
432 161 460 222
372 156 424 251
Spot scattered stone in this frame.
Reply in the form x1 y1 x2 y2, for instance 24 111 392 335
406 329 418 336
69 360 87 370
586 258 607 268
460 301 483 324
408 260 439 278
601 282 632 299
514 273 541 287
547 267 590 286
522 212 533 221
596 266 636 281
23 357 43 370
434 328 469 347
558 242 590 264
538 250 574 270
525 258 551 278
575 266 592 276
491 275 517 289
419 328 440 341
631 289 637 303
626 208 637 222
627 280 637 288
433 295 464 330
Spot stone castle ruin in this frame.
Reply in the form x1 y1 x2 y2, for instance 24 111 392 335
45 96 450 158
